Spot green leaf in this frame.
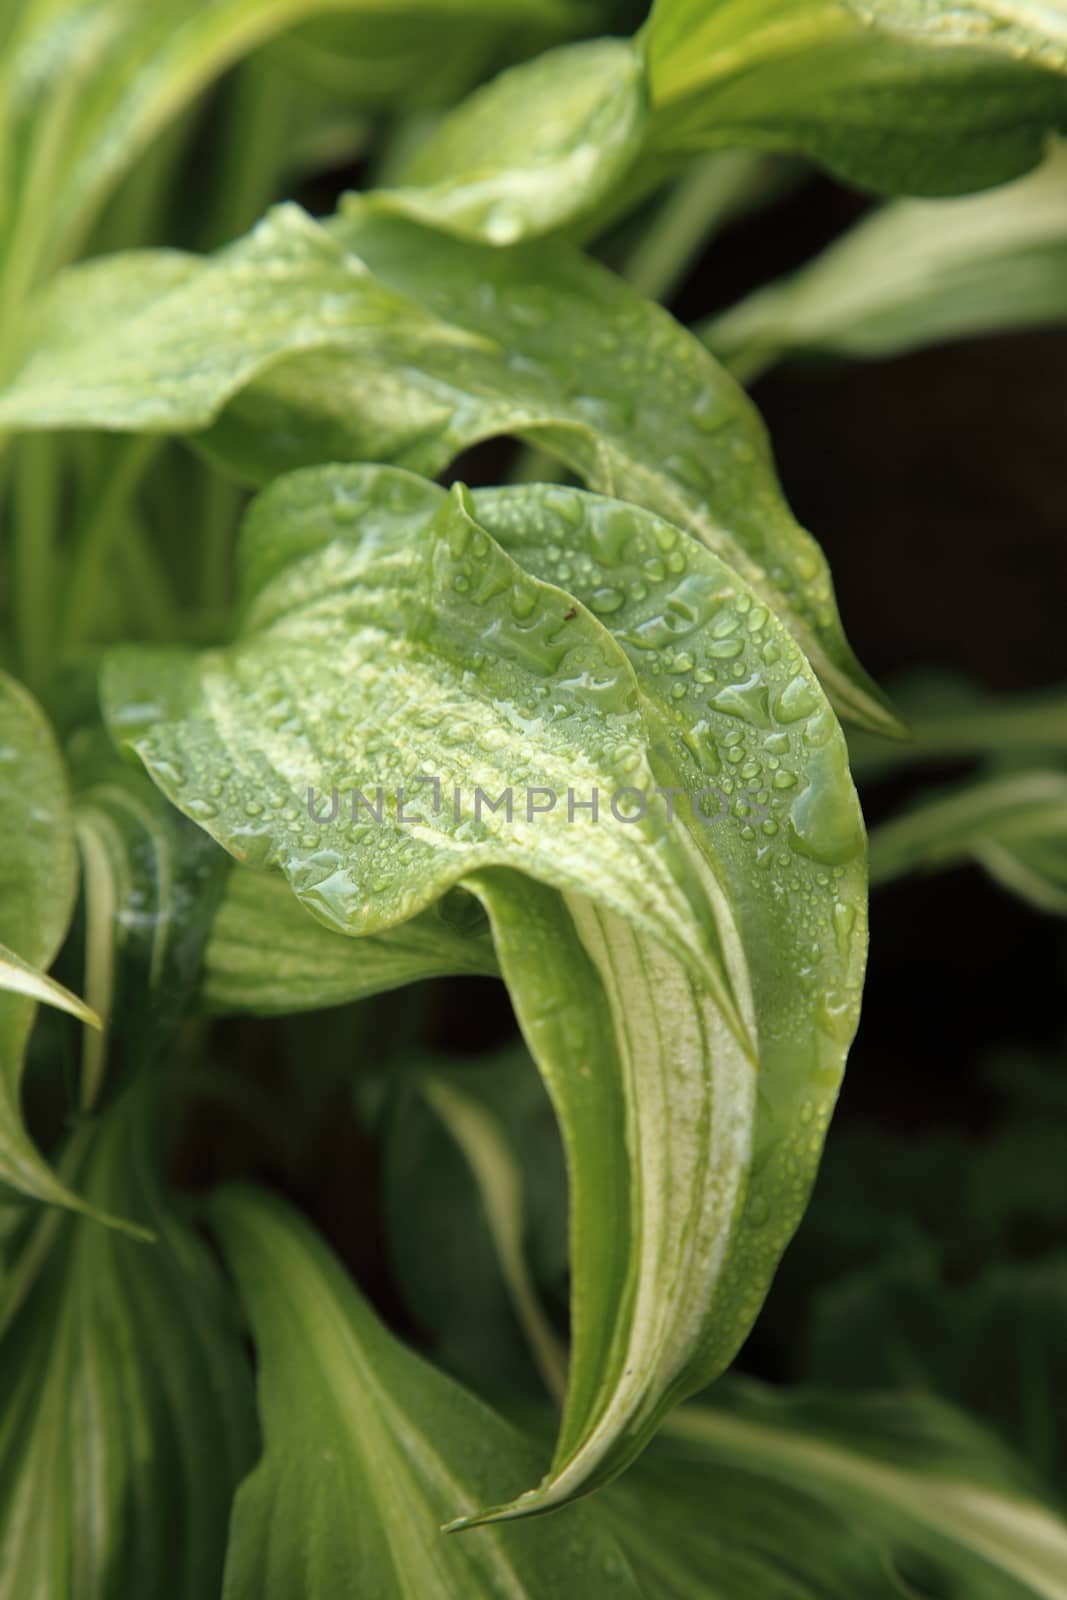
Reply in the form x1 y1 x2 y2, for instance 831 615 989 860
706 143 1067 381
379 38 647 244
203 866 498 1014
458 479 867 1518
102 464 868 1518
0 670 104 1212
869 771 1067 913
643 0 1067 196
808 1251 1067 1491
379 1045 568 1399
0 0 573 284
0 941 99 1028
0 671 77 986
419 1068 569 1399
0 203 895 733
68 728 233 1106
847 673 1067 783
604 1383 1067 1599
0 1088 257 1599
210 1185 642 1599
102 466 745 1037
0 204 483 433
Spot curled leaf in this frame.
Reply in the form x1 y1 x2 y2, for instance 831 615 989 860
103 464 867 1517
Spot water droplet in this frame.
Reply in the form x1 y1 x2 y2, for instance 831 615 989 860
543 487 584 527
833 899 856 958
691 388 732 432
711 675 771 727
589 507 635 567
774 675 818 723
589 586 625 614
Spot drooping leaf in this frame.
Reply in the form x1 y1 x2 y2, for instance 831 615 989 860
604 1383 1067 1600
0 202 896 733
458 479 867 1518
204 866 498 1014
643 0 1067 196
210 1184 642 1599
0 1088 257 1600
869 771 1067 913
706 144 1067 381
102 464 868 1518
379 38 647 243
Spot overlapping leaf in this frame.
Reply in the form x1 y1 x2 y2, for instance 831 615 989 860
68 727 232 1104
0 201 894 732
0 1089 257 1600
210 1185 641 1599
102 463 867 1517
707 144 1067 380
102 466 740 1028
204 867 498 1014
380 1046 568 1399
328 1 1067 248
604 1384 1067 1599
644 0 1067 195
379 37 647 243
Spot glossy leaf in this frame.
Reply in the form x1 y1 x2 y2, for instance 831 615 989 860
644 0 1067 196
380 38 647 243
0 670 100 1212
869 771 1067 913
204 866 498 1014
604 1384 1067 1599
210 1185 642 1599
0 203 894 733
0 1089 257 1599
102 466 743 1034
707 144 1067 381
0 205 482 434
103 464 867 1518
459 480 867 1517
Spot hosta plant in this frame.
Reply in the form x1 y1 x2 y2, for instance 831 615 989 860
1 1 1066 1595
